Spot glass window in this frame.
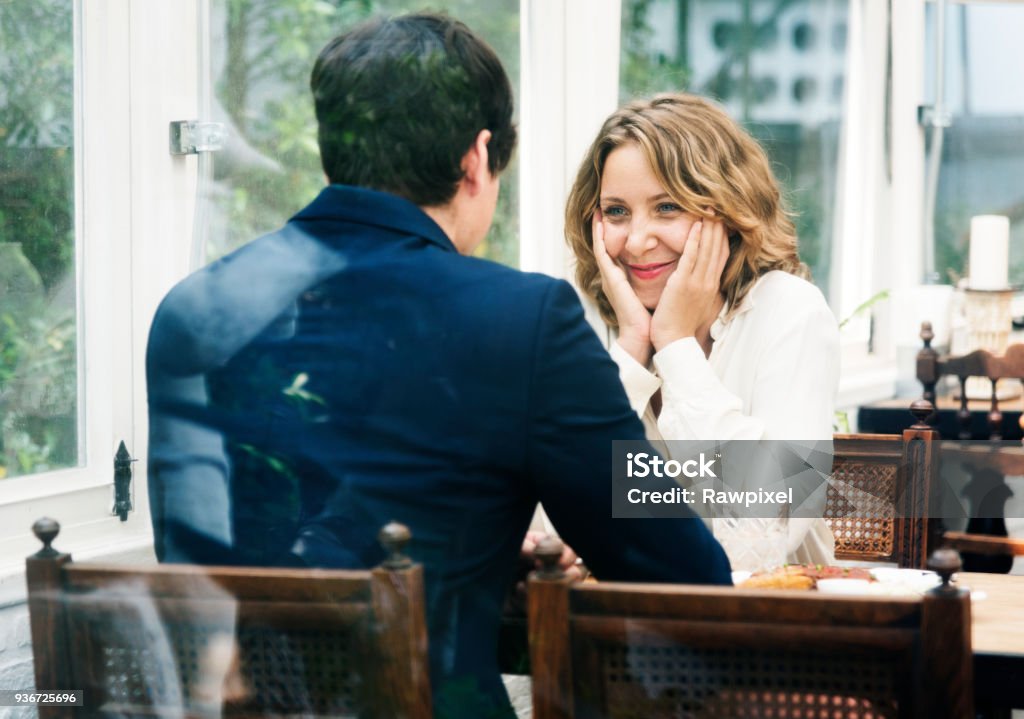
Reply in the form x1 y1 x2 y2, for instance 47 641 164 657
619 0 849 301
0 0 78 480
200 0 519 267
926 2 1024 286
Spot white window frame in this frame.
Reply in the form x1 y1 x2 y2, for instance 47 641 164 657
830 0 928 407
519 0 622 284
0 0 200 601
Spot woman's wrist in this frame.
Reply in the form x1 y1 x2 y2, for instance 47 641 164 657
616 334 652 367
651 325 696 353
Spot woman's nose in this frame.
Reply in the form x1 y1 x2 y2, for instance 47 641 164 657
624 219 658 256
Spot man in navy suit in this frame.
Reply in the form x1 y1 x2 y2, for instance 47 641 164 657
147 12 730 718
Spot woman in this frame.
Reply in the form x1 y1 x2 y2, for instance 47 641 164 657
565 93 839 566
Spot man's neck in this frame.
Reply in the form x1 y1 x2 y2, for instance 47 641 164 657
421 203 462 253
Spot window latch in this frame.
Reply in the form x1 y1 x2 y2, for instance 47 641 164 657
917 105 952 129
113 440 136 521
169 120 227 155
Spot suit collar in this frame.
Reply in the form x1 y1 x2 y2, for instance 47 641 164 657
293 184 457 253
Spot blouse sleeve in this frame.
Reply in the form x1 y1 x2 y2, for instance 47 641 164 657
653 296 840 441
608 340 662 418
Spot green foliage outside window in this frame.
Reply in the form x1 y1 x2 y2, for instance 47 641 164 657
207 0 519 267
0 0 77 479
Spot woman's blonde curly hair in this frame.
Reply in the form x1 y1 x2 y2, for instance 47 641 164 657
565 93 808 328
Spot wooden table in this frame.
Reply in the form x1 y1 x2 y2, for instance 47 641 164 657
959 571 1024 709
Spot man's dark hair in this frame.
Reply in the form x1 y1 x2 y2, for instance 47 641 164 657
311 12 517 207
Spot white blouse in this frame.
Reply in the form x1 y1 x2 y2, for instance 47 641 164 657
608 270 841 565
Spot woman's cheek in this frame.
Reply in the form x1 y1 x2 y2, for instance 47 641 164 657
602 225 628 258
665 220 696 254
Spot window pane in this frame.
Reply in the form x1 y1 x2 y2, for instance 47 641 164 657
620 0 848 300
926 2 1024 285
0 1 78 479
202 0 519 267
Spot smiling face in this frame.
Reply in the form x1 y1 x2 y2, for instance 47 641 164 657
598 143 702 310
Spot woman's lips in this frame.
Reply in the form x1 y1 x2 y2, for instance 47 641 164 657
626 260 676 281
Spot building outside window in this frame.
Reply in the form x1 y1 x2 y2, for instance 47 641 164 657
925 1 1024 286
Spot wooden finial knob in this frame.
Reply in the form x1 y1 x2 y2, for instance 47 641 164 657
920 321 934 347
928 547 962 589
910 399 935 428
378 521 412 569
534 536 565 579
32 517 61 558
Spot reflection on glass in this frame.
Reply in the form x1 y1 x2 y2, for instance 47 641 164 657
926 2 1024 286
0 1 78 479
619 0 848 300
202 0 519 267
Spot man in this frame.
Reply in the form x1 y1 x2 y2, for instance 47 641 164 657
147 12 730 718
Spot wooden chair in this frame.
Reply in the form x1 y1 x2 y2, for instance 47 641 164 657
916 323 1024 572
528 538 973 719
828 415 939 568
26 518 431 719
916 322 1024 441
943 531 1024 557
937 442 1024 568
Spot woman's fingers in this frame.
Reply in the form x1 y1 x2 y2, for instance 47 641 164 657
688 216 727 287
679 219 703 274
713 229 731 282
703 219 729 284
592 210 620 278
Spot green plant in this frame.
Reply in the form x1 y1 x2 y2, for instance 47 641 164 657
838 289 889 332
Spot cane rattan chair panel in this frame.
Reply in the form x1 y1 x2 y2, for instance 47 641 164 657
60 586 373 717
589 640 902 719
827 458 898 559
827 432 938 568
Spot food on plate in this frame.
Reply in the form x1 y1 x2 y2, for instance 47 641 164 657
738 564 873 590
740 570 815 590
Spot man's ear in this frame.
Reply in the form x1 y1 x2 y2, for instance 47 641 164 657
460 129 493 197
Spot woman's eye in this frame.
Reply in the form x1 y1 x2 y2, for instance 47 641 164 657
602 206 627 218
657 203 682 213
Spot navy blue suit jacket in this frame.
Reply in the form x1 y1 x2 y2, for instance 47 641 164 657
147 185 731 718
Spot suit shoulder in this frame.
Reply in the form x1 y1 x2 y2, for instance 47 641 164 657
452 256 578 306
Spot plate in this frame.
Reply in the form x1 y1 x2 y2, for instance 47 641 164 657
731 570 752 585
869 568 940 593
816 578 873 595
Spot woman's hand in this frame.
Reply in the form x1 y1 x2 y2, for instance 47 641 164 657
650 215 730 353
592 210 653 366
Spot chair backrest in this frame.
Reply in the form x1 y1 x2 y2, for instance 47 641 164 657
828 422 939 568
916 322 1024 440
943 531 1024 556
915 324 1024 569
528 540 973 719
935 440 1024 567
26 518 431 719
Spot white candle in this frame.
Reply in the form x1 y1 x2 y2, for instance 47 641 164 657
968 215 1010 290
